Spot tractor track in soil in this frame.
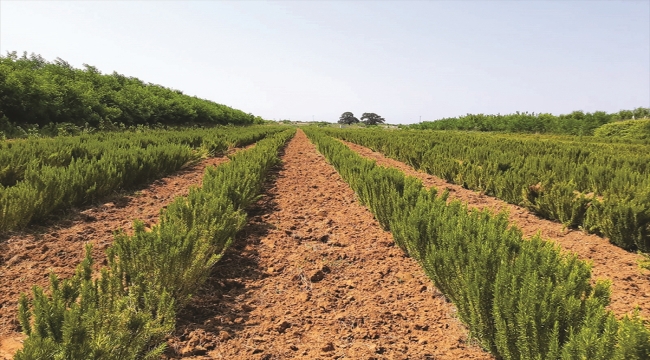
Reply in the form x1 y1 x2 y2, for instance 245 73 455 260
340 139 650 320
164 130 491 360
0 146 250 359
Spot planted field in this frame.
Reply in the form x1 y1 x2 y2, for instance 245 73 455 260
323 128 650 252
0 127 282 233
340 139 650 320
0 127 293 358
1 128 649 359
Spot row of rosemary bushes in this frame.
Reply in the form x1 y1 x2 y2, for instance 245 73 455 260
304 128 649 360
14 128 295 359
321 128 650 253
0 126 283 233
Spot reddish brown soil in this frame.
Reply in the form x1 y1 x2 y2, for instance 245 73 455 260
164 130 491 360
0 150 243 359
341 139 650 320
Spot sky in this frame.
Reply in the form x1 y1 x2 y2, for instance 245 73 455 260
1 1 648 124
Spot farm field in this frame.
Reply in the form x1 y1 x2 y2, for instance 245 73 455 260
325 128 650 253
339 138 650 320
0 127 294 358
1 128 649 359
0 126 282 233
0 145 245 335
163 130 491 359
3 4 648 356
0 152 238 358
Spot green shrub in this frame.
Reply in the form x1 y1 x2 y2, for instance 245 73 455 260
594 119 650 141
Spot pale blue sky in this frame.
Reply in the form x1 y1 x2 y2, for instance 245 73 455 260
1 1 648 124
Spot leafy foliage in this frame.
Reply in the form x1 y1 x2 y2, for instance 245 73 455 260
594 119 650 141
360 112 385 125
323 128 650 252
338 112 359 125
304 128 650 360
410 108 650 135
15 129 295 359
0 52 260 138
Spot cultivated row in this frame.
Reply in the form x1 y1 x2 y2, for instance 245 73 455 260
324 128 650 252
305 128 650 360
13 129 295 358
0 126 282 233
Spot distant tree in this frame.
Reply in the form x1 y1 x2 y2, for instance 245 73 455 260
338 112 359 125
361 112 385 125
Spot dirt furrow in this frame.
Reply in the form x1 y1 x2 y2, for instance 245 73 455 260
0 150 244 356
340 139 650 319
165 130 491 360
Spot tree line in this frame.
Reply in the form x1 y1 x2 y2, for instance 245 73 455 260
408 108 650 135
0 52 262 138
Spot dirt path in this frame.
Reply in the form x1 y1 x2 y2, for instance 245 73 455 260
165 130 491 360
0 149 247 358
340 139 650 320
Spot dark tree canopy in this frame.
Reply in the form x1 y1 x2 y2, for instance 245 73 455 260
361 113 385 125
338 112 359 125
0 52 258 131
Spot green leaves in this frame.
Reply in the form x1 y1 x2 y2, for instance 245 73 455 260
408 108 649 136
0 53 256 132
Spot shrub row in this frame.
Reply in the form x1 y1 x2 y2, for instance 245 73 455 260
0 126 282 233
0 126 278 186
322 128 650 252
14 128 295 359
304 128 649 360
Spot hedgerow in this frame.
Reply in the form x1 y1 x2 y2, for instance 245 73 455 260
594 119 650 141
408 108 649 136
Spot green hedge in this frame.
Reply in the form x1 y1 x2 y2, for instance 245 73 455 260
304 128 650 360
14 128 295 359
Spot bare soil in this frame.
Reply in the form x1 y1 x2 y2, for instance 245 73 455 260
164 130 491 359
0 151 241 359
341 139 650 320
